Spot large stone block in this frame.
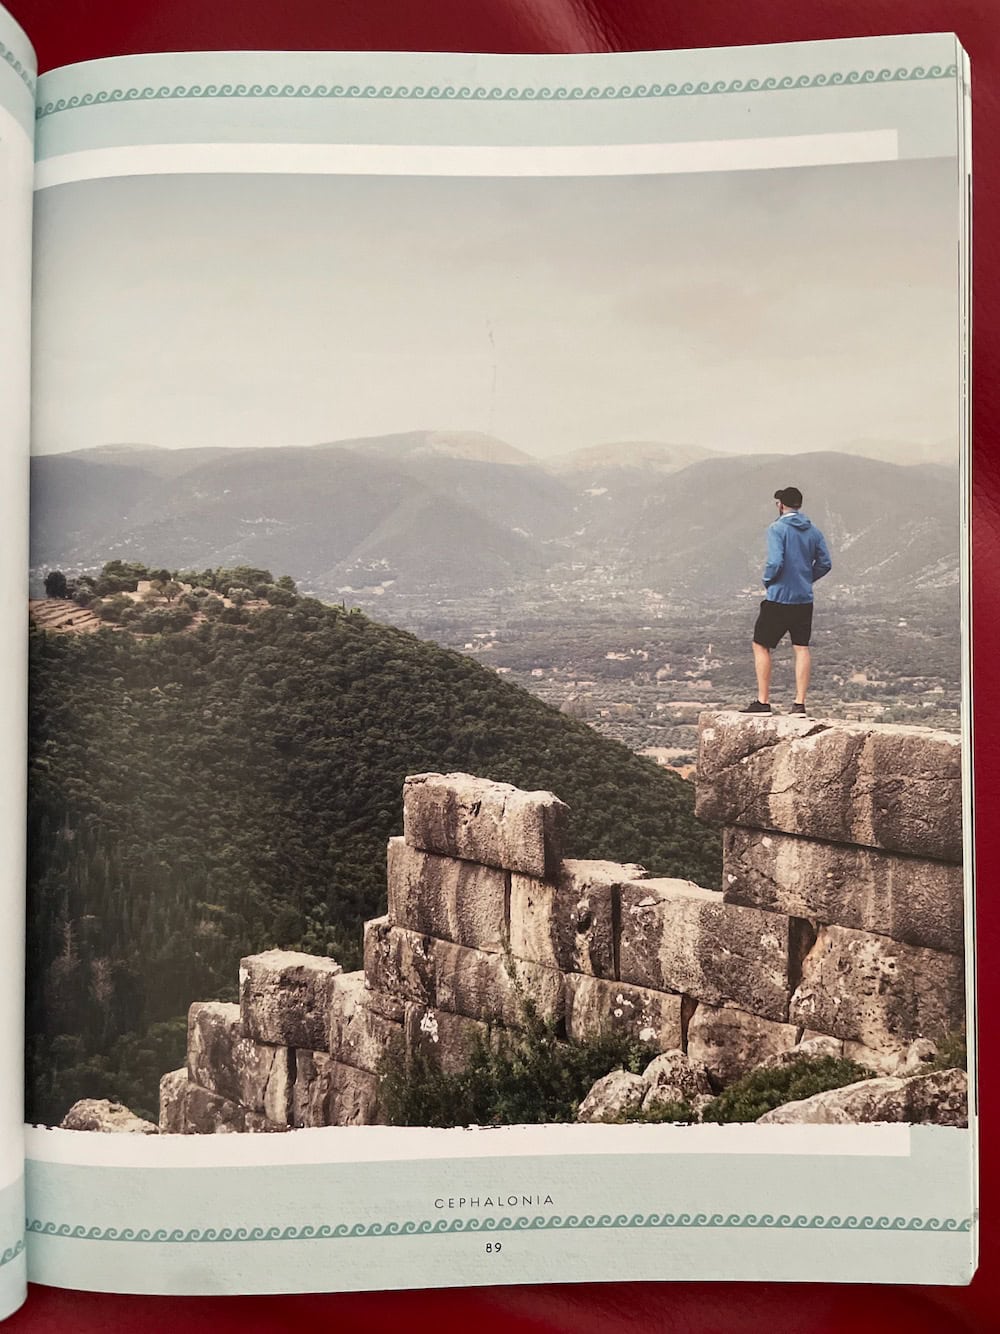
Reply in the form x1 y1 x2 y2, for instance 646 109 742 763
327 971 403 1074
292 1050 382 1128
363 916 436 1006
183 1083 246 1134
187 1002 242 1100
240 949 343 1051
60 1099 158 1135
789 924 966 1050
618 878 796 1022
404 1004 496 1075
564 974 683 1052
723 826 965 954
387 837 507 952
159 1069 188 1134
641 1050 714 1109
577 1070 648 1123
362 982 408 1025
687 1003 799 1087
162 1072 250 1136
403 772 568 878
363 916 563 1028
510 859 644 977
696 712 962 861
186 1001 293 1124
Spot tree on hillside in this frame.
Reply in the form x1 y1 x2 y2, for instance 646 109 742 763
44 571 68 599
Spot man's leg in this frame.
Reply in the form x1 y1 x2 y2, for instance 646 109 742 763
793 644 811 705
753 642 772 704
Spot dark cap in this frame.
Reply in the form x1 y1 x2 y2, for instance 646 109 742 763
774 486 803 508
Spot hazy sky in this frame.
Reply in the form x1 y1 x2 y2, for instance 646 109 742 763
31 158 960 458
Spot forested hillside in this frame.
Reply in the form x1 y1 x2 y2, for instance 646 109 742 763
27 591 720 1124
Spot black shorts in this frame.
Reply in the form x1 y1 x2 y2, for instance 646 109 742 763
753 598 813 648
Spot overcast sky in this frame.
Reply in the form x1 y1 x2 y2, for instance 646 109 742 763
31 157 960 459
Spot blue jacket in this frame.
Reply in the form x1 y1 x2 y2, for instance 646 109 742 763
763 511 832 604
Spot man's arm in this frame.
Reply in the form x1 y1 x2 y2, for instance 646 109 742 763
762 524 785 587
812 531 833 582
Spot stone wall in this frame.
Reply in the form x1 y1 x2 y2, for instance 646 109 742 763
160 712 966 1132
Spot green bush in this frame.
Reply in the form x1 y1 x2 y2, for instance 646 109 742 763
924 1031 967 1073
609 1055 875 1126
379 997 656 1128
700 1056 873 1124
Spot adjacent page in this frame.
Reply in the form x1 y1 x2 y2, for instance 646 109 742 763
0 2 33 1322
26 34 975 1294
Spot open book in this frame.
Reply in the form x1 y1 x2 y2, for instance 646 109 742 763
0 3 976 1316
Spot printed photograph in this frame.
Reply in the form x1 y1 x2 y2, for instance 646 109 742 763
27 158 968 1136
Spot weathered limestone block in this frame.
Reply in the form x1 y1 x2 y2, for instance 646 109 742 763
362 983 408 1025
564 974 683 1052
510 860 645 977
641 1051 714 1109
687 1003 798 1087
403 772 568 878
906 1067 969 1124
61 1098 158 1134
159 1069 188 1134
790 925 966 1050
327 970 403 1074
183 1083 246 1134
244 1112 290 1133
757 1069 968 1126
292 1050 382 1128
842 1041 906 1077
897 1038 942 1077
696 712 962 861
387 837 507 952
363 917 564 1028
577 1069 649 1123
363 916 436 1006
292 1050 334 1129
618 878 796 1022
187 1001 293 1124
757 1034 846 1071
187 1002 242 1099
240 949 343 1051
404 1004 496 1075
722 826 965 954
840 1037 942 1078
438 938 564 1029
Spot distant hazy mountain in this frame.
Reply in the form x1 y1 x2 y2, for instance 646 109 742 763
56 443 233 478
31 435 960 604
336 429 536 468
590 451 959 599
798 438 959 469
548 441 722 476
31 437 567 593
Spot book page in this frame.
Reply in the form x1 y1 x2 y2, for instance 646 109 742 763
0 2 34 1321
26 35 974 1295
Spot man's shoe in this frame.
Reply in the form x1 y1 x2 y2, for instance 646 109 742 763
740 700 772 714
789 703 808 716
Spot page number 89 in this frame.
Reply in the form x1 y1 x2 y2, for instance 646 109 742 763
485 1242 503 1254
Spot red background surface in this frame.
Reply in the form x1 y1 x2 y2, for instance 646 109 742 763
4 1 996 1330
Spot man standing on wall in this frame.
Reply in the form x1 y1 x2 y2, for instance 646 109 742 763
741 486 832 716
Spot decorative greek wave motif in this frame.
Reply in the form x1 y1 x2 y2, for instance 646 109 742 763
35 64 957 121
25 1213 972 1242
0 40 36 98
0 1238 24 1269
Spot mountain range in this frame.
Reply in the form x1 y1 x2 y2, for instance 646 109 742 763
30 432 960 604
